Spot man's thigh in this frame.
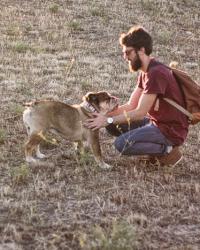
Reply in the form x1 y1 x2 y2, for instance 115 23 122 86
114 123 172 155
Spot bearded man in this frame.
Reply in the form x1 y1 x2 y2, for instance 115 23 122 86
85 25 189 166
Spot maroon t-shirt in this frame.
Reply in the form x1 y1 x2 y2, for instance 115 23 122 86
137 59 189 145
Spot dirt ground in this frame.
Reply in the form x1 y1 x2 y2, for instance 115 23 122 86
0 0 200 249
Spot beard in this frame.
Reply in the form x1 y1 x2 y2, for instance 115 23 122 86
129 53 142 72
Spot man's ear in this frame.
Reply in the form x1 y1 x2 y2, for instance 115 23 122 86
138 47 145 56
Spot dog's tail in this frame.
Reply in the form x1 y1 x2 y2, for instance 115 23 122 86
23 100 38 107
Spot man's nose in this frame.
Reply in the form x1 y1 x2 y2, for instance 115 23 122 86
123 52 130 61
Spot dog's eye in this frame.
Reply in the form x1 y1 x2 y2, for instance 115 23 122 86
87 95 97 102
91 96 97 102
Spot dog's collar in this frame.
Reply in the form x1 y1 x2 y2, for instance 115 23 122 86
80 101 98 113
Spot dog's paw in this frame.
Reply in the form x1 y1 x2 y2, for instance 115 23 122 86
26 156 38 163
36 152 46 159
99 162 113 170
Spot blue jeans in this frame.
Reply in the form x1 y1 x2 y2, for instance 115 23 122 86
106 118 173 156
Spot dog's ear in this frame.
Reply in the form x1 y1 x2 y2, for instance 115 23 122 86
83 92 91 101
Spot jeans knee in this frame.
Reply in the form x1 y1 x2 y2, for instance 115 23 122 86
114 137 126 154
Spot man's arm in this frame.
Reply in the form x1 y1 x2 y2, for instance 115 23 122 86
112 93 157 124
108 86 143 116
85 93 157 130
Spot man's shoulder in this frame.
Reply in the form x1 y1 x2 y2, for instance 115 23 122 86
148 60 170 77
138 59 171 85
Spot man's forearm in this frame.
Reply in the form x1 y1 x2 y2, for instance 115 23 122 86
112 109 145 124
107 103 136 116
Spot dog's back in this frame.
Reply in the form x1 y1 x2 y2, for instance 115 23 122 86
23 100 80 132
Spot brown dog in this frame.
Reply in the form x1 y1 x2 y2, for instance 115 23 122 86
23 91 118 169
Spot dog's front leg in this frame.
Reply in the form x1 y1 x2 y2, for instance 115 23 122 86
25 133 43 163
88 132 112 170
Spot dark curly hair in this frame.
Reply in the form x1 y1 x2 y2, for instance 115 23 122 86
119 25 153 55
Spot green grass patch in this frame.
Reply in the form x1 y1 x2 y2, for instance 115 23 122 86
10 103 24 115
157 30 171 44
49 3 60 13
80 220 137 250
11 41 32 53
90 7 106 17
141 0 156 11
76 151 96 167
0 129 7 144
10 164 30 185
67 20 83 31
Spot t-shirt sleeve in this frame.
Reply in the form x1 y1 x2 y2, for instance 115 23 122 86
143 69 168 96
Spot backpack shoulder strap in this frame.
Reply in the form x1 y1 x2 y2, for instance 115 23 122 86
163 97 193 120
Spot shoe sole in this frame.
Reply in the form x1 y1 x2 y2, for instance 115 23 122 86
171 155 183 167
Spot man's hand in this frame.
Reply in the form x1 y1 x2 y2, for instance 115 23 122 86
84 113 108 131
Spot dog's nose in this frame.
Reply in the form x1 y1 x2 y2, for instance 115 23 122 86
111 96 119 105
111 95 118 101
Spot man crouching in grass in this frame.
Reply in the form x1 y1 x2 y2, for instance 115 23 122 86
85 25 189 167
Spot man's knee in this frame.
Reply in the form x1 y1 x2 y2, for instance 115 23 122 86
114 136 128 154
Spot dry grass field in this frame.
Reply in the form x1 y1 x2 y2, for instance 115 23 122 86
0 0 200 249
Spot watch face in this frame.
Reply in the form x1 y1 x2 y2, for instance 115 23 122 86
107 117 113 124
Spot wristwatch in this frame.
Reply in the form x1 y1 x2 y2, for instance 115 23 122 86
107 117 114 124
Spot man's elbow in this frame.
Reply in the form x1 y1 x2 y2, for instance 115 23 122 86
132 108 147 120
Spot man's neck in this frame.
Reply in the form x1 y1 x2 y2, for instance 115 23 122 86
140 56 152 72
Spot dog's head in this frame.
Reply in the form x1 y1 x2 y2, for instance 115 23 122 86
83 91 118 114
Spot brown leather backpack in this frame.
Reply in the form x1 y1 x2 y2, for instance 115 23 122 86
164 67 200 125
